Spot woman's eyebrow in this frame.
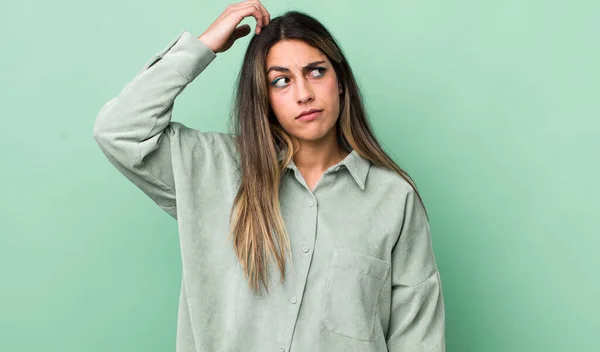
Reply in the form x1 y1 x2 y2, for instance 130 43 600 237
266 60 327 74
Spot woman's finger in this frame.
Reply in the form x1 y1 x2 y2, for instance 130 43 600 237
255 0 271 26
236 1 270 34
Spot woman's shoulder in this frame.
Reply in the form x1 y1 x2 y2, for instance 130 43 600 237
367 162 416 196
167 121 239 160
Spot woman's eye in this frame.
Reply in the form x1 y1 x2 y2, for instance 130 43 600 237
272 77 289 88
271 67 327 88
310 67 326 77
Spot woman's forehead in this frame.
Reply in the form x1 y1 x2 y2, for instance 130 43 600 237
265 40 328 69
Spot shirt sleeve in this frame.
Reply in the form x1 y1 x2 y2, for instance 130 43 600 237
92 30 217 219
386 188 446 351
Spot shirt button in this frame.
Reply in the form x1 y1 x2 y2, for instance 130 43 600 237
289 296 297 304
302 246 310 253
308 200 314 207
279 348 286 352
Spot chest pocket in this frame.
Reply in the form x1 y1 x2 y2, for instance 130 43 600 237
321 248 391 341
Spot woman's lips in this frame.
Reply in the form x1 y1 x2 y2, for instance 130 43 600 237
297 110 322 121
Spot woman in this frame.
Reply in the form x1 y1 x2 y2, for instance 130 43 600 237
92 1 445 351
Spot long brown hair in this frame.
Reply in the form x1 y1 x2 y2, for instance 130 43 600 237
227 10 428 295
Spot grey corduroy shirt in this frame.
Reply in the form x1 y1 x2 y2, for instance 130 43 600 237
92 29 445 352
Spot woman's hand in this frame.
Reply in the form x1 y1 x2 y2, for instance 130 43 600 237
197 0 271 54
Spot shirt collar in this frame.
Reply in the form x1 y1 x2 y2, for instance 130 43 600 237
277 147 371 190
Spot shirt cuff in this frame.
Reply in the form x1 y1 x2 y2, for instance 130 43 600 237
155 30 217 82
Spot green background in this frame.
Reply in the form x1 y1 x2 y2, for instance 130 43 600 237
1 0 598 351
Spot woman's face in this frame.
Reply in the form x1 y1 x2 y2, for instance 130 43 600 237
265 40 343 144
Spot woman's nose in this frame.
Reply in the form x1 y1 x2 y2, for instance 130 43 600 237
296 79 314 103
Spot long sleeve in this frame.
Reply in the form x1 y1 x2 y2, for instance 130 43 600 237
386 189 446 351
92 30 216 219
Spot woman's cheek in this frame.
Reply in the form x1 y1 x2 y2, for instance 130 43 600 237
269 96 280 114
269 94 290 125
